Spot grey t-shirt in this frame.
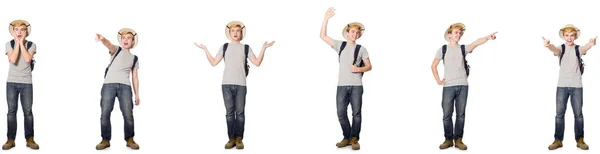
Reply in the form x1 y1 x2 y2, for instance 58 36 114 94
434 44 471 87
555 45 583 88
217 43 255 86
5 41 36 84
332 40 369 86
104 46 139 86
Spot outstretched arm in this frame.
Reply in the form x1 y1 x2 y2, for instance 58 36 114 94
250 41 275 67
195 43 223 66
542 37 561 55
320 7 336 47
580 36 597 55
467 32 497 52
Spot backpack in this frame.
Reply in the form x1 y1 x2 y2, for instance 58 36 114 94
10 40 35 71
560 44 584 75
442 44 470 76
104 46 139 78
339 41 365 76
222 43 250 76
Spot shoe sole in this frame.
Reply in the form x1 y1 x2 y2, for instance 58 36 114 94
236 145 244 149
96 145 110 150
455 145 467 150
26 144 39 150
2 144 15 150
548 145 563 150
577 145 589 150
126 144 140 150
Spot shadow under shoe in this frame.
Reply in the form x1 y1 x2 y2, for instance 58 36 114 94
454 138 467 150
577 138 589 150
96 140 110 150
2 140 15 150
26 137 39 150
439 140 454 149
126 137 140 150
548 140 562 150
235 136 244 149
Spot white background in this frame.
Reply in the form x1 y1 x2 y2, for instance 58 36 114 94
1 0 599 153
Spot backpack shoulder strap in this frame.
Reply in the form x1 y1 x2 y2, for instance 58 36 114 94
244 44 249 56
353 44 362 65
26 41 33 50
339 41 347 57
132 55 138 70
244 44 250 76
110 47 122 65
222 43 229 59
441 45 447 60
560 44 566 65
460 45 466 57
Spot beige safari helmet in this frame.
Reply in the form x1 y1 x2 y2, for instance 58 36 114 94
8 19 31 37
559 24 580 40
342 22 365 40
225 21 246 41
117 28 139 48
444 22 466 42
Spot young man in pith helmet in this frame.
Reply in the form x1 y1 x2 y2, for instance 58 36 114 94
543 24 596 150
94 28 141 150
320 7 372 150
431 22 497 150
194 21 275 150
3 19 39 150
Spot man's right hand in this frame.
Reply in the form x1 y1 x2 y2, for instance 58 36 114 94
95 34 105 42
324 7 335 20
542 37 550 47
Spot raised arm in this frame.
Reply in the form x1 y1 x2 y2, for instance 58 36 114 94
96 34 117 54
543 37 561 55
580 36 597 55
320 7 336 47
195 43 223 67
467 32 497 52
6 41 20 64
250 41 275 67
19 40 35 63
431 58 445 85
131 69 140 106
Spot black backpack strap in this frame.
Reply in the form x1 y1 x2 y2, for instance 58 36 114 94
104 46 122 78
559 44 566 65
26 41 33 50
338 41 347 61
460 45 470 76
222 43 229 60
575 45 584 74
10 40 15 49
441 45 447 64
132 55 138 71
353 45 362 65
244 44 250 76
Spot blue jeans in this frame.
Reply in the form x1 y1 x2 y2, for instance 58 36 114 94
100 83 135 141
222 85 247 139
6 82 34 140
336 86 363 140
441 85 468 140
554 87 584 141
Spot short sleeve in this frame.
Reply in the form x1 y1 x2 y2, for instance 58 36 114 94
28 42 36 52
134 58 140 70
247 46 255 59
216 45 224 58
5 42 11 54
360 46 369 60
332 39 344 53
434 47 443 60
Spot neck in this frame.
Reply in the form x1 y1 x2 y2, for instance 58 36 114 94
230 40 242 44
565 42 575 46
346 40 356 44
448 40 459 46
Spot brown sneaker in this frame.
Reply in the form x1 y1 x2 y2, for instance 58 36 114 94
336 139 350 148
350 137 360 150
235 136 244 149
224 139 236 149
439 140 454 149
577 138 589 150
126 137 139 150
26 137 39 150
454 138 467 150
95 140 110 150
548 140 562 150
2 139 15 150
